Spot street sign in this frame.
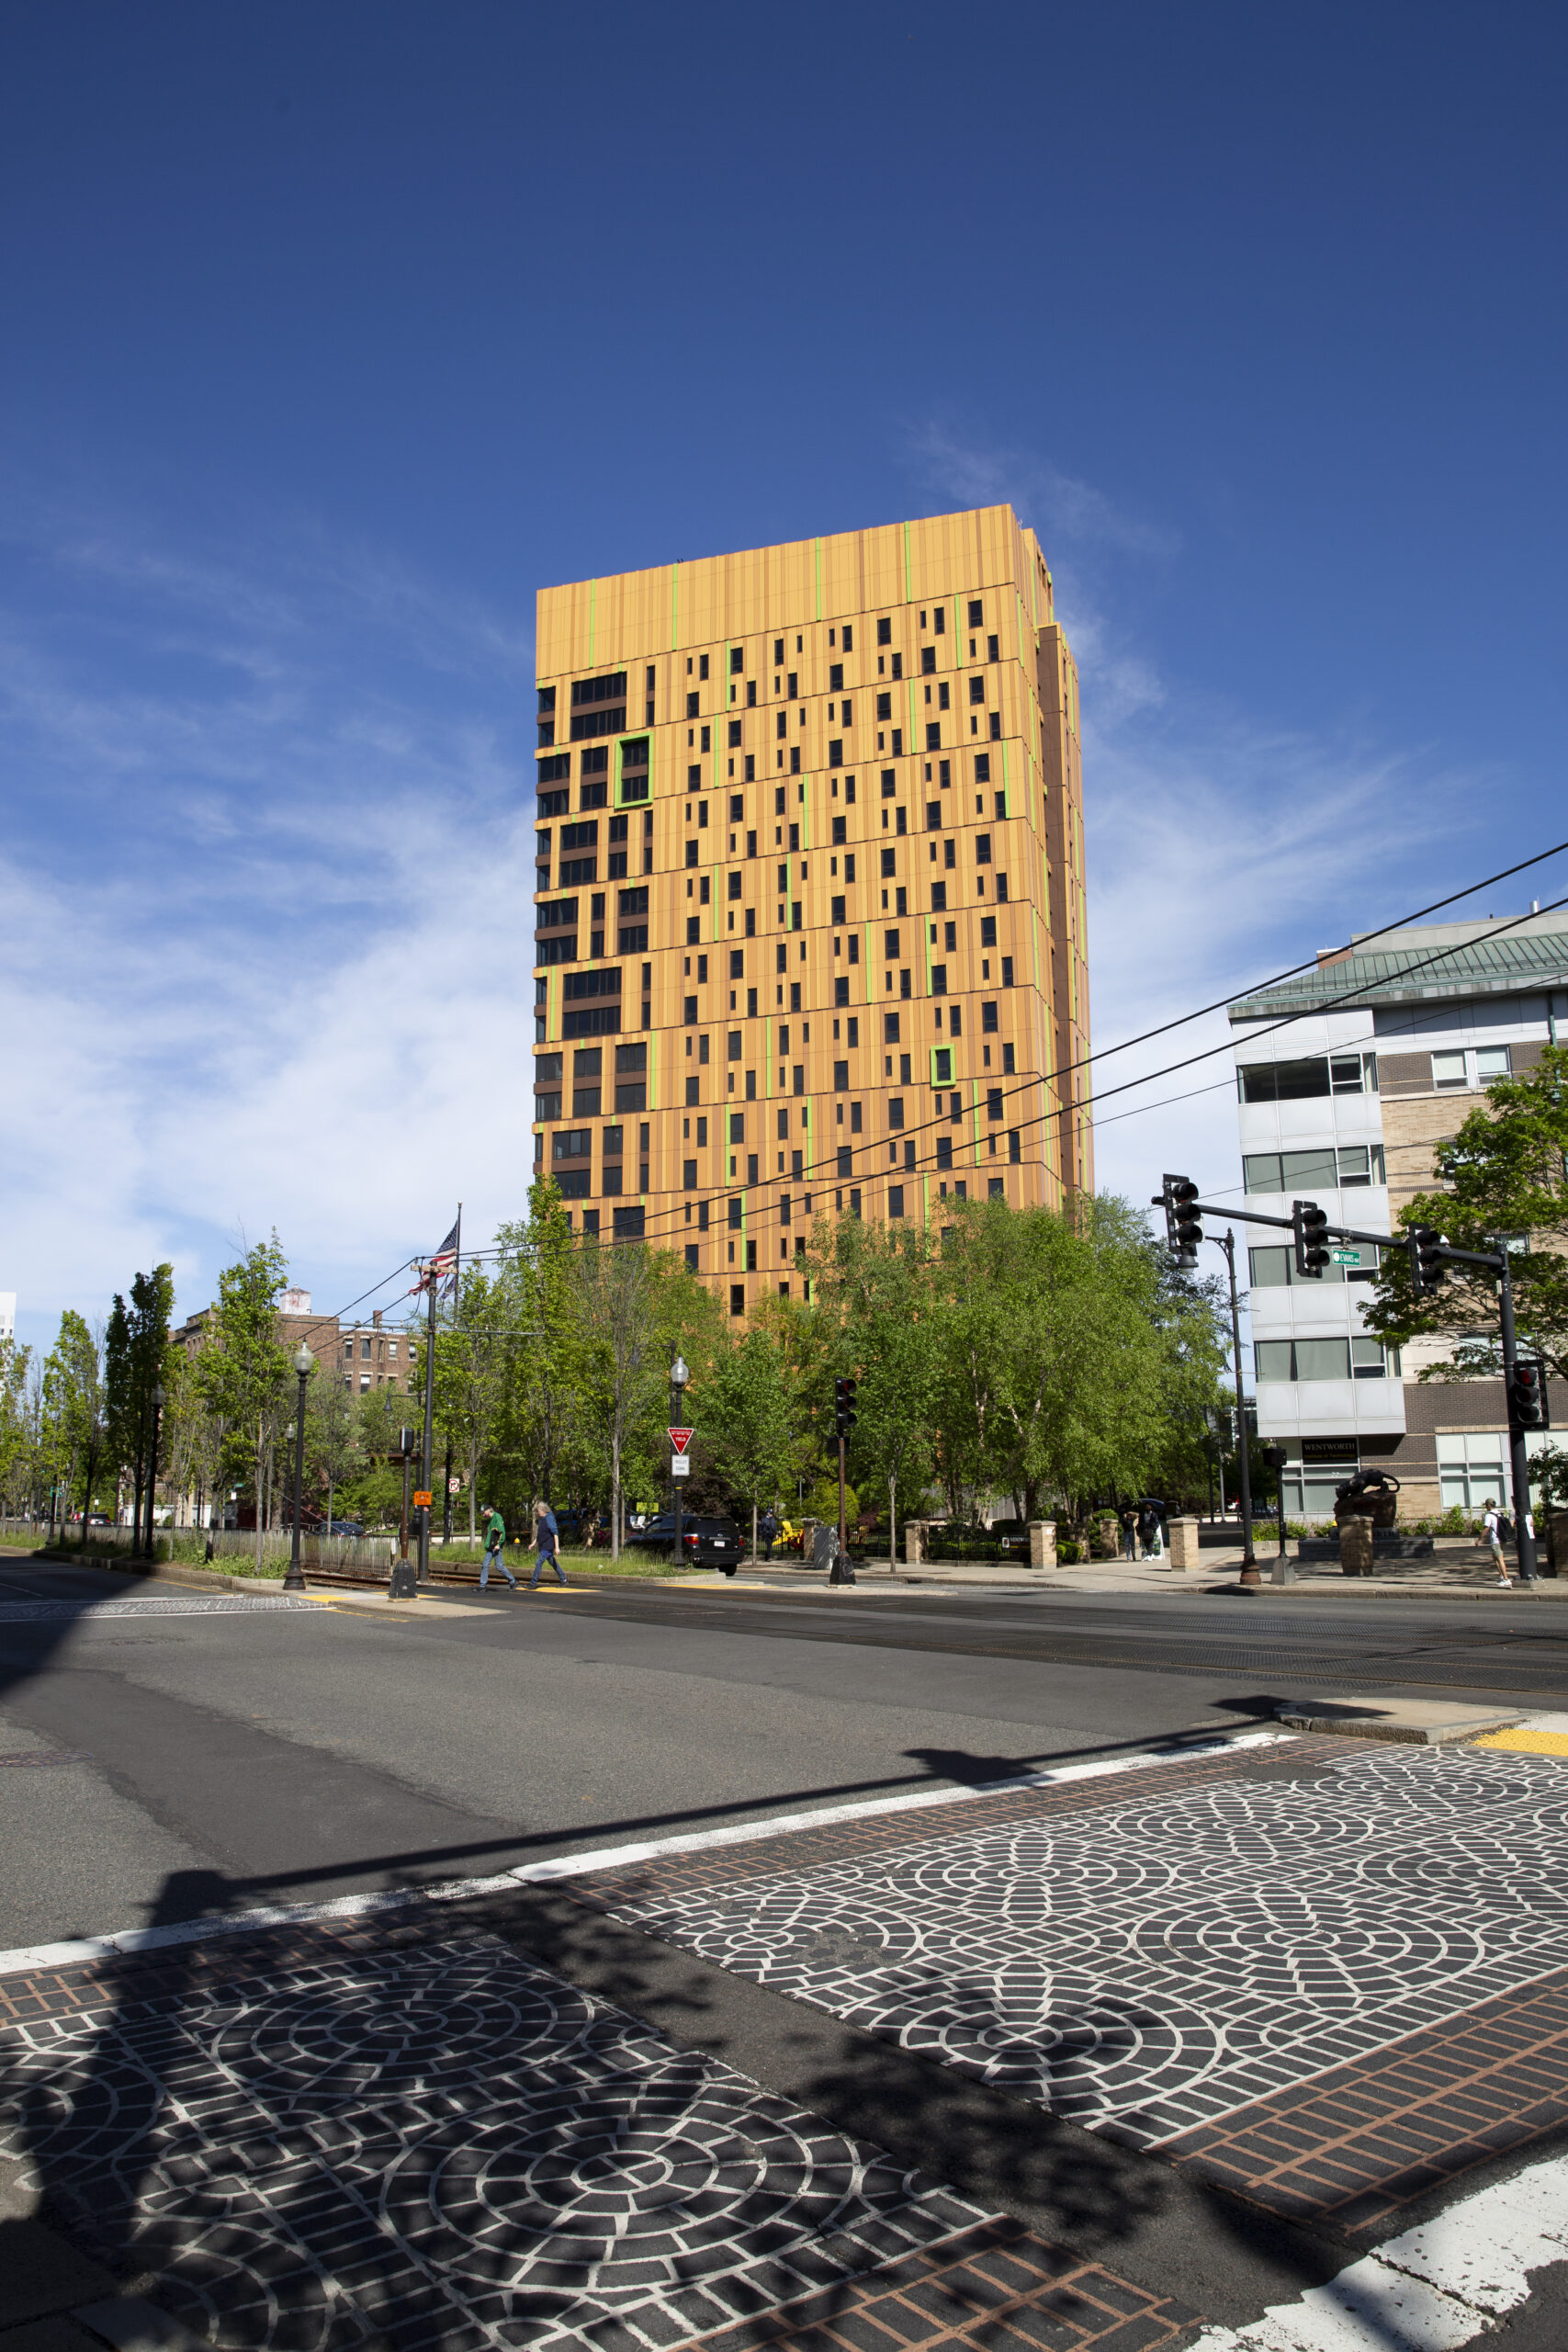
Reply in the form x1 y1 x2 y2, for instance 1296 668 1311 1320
412 1490 433 1507
671 1456 691 1478
669 1428 693 1454
1330 1250 1361 1266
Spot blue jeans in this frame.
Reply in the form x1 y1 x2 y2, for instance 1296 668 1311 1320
529 1548 568 1587
480 1546 516 1589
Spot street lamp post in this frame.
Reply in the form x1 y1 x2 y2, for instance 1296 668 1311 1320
285 1344 312 1592
145 1384 165 1559
671 1352 688 1569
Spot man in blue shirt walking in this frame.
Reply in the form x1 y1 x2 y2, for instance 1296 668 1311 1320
527 1498 570 1589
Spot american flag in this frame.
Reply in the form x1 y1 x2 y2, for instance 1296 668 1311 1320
421 1213 461 1299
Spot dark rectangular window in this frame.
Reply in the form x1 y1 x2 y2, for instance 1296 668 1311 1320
537 752 570 784
830 894 846 924
844 853 856 882
562 1005 621 1038
773 638 784 665
728 719 742 747
931 881 947 911
561 821 598 851
833 1059 849 1089
987 1089 1003 1120
617 925 648 955
685 1243 699 1270
884 930 900 960
571 672 626 707
729 948 744 978
829 739 843 767
975 753 991 783
876 692 892 720
538 787 570 819
538 897 578 931
729 645 743 673
976 834 992 865
925 723 942 751
981 1001 998 1033
969 675 985 705
831 815 847 845
931 965 947 994
617 887 649 916
562 967 622 1001
880 847 896 876
615 1042 647 1073
537 685 557 713
1001 956 1014 987
829 663 844 691
570 705 626 741
980 915 997 947
884 1012 900 1044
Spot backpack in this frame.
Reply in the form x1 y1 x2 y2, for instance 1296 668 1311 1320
1496 1513 1513 1543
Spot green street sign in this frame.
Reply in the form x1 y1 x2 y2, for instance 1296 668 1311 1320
1331 1249 1362 1266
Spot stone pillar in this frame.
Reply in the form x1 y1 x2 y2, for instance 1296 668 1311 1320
1028 1520 1056 1569
1338 1517 1374 1577
905 1521 924 1564
1166 1515 1200 1571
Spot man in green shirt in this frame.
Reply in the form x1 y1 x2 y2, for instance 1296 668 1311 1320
479 1503 516 1592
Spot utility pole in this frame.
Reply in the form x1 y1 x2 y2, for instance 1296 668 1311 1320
416 1207 459 1589
1217 1231 1260 1589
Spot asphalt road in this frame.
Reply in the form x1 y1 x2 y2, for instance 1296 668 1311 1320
2 1554 1566 1944
3 1553 1566 2351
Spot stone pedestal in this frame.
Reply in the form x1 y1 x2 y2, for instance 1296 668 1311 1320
905 1521 925 1564
1166 1516 1200 1571
1028 1520 1056 1569
1338 1517 1375 1577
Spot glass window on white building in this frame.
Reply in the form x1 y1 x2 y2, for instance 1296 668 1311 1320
1438 1430 1551 1512
1437 1433 1508 1512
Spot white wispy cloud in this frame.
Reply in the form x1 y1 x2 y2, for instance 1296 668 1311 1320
0 496 538 1343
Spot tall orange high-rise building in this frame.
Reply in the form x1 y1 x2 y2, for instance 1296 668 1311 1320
531 504 1090 1314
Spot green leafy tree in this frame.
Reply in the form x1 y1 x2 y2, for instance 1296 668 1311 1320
931 1195 1180 1524
1365 1043 1568 1382
307 1370 362 1531
0 1337 32 1515
103 1266 175 1549
701 1316 810 1559
44 1312 107 1542
194 1235 289 1570
812 1221 942 1566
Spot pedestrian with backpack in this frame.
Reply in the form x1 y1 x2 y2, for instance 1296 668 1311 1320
1482 1499 1512 1585
479 1503 517 1593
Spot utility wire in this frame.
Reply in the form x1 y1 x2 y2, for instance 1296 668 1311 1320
446 865 1568 1274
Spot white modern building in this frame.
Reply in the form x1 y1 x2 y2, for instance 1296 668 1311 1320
1227 911 1568 1521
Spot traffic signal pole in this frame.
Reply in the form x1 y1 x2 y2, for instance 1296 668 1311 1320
1496 1259 1540 1582
1158 1177 1549 1588
1218 1230 1260 1589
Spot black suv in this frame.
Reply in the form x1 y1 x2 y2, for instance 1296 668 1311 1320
625 1513 744 1573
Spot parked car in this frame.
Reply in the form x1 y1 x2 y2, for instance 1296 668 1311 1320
624 1513 744 1573
327 1519 364 1537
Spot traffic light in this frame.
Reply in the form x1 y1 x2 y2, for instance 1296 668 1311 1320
1292 1199 1330 1279
1508 1358 1549 1430
1408 1226 1447 1297
1154 1174 1203 1271
834 1375 858 1439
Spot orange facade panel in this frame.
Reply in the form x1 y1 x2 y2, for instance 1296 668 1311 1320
532 504 1089 1306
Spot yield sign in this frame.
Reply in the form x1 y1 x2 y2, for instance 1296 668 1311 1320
669 1428 694 1455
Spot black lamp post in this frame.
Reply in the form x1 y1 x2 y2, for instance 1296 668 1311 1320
285 1343 312 1591
145 1384 165 1558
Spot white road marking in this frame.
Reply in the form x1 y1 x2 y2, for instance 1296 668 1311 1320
1183 2150 1568 2349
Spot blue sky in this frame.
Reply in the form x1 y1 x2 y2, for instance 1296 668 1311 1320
4 1 1565 1351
